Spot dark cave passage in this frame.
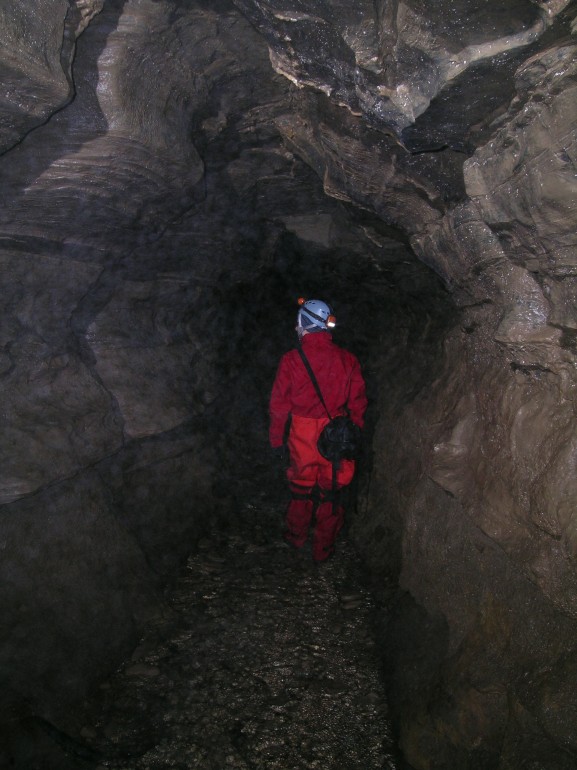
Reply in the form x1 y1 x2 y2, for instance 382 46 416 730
210 225 455 520
2 227 455 769
1 1 577 769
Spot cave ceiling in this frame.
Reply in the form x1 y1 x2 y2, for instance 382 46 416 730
0 0 574 275
0 0 575 376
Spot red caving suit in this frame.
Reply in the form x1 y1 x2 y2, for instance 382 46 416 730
269 331 367 561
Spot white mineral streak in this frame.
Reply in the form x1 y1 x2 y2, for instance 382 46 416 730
273 12 324 23
387 0 572 123
344 19 381 72
73 0 105 36
540 0 573 18
268 47 303 88
443 1 572 83
268 47 333 96
388 83 415 123
248 0 573 132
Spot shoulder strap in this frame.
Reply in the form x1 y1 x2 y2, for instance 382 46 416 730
297 345 332 420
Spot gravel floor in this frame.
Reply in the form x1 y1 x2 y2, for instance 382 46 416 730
75 502 400 770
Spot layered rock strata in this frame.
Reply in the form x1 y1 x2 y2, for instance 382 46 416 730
0 1 576 768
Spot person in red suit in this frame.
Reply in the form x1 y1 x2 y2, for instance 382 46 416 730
269 298 367 562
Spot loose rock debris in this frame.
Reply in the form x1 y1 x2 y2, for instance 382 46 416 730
80 517 400 770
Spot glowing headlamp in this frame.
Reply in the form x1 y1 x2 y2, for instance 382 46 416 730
297 297 336 328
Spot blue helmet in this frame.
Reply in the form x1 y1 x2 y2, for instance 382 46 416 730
297 297 336 333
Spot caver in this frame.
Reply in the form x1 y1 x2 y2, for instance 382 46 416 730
269 298 367 562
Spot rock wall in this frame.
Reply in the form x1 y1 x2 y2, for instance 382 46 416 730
1 0 577 768
0 0 271 724
352 23 577 770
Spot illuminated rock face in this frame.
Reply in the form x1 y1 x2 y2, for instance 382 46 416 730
0 0 576 766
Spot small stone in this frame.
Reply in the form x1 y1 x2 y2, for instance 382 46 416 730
340 592 363 602
341 597 364 610
124 663 161 678
365 691 381 705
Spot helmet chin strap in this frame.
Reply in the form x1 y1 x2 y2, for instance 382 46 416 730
296 324 307 340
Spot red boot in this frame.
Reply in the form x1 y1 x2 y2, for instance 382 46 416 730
284 497 314 548
312 500 344 561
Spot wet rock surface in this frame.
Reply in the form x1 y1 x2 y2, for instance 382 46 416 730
1 0 577 768
61 506 400 770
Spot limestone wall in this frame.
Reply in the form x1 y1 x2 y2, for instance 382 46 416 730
0 1 576 767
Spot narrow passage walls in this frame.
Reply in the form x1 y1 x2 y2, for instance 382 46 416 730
0 1 577 769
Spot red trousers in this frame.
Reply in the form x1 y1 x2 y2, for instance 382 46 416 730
284 415 355 561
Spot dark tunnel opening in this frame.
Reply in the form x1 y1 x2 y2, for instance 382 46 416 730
0 187 459 768
209 220 457 516
203 232 459 769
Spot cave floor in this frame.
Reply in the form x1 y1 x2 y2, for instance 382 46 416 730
73 500 400 770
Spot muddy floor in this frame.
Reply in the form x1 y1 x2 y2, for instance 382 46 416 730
38 496 402 770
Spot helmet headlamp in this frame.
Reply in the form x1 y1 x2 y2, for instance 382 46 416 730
296 297 336 330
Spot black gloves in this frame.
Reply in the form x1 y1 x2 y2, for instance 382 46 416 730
271 445 288 463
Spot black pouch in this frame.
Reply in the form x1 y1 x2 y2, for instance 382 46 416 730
318 415 361 463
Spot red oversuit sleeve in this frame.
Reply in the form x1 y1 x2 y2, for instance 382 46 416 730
347 356 368 428
269 355 292 447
